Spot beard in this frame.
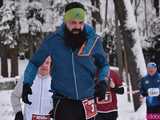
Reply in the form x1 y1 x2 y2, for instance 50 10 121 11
64 25 87 51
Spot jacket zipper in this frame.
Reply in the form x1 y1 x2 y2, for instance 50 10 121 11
72 52 79 99
39 77 43 114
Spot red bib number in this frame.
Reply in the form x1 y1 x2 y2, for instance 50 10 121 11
32 114 50 120
82 98 97 119
96 92 112 104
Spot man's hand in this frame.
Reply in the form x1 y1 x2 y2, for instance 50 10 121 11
15 111 23 120
48 109 54 118
22 84 32 105
95 80 108 101
139 95 145 105
110 79 115 88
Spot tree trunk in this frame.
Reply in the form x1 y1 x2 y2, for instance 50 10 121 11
154 0 159 17
113 0 147 111
90 0 102 29
29 35 34 58
115 9 131 102
134 0 138 21
115 7 123 79
132 0 141 21
10 48 18 77
144 0 148 36
123 47 132 102
1 45 8 77
0 0 3 7
104 0 108 28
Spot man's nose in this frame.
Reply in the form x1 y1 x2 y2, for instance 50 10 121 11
74 25 81 29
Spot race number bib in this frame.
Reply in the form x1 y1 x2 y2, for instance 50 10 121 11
32 114 50 120
82 98 97 119
148 88 160 97
96 92 112 104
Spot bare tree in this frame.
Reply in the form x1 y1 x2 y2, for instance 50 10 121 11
134 0 141 21
10 48 18 77
115 8 123 79
154 0 159 17
114 8 132 102
0 44 8 77
0 0 3 8
104 0 108 28
90 0 102 29
144 0 148 37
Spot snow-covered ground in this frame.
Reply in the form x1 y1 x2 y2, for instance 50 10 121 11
0 59 28 120
0 90 14 120
117 88 146 120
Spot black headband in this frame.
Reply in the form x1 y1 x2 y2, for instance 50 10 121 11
65 2 85 12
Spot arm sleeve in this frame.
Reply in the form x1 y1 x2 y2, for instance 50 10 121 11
23 37 51 85
139 79 148 97
93 37 109 81
11 79 23 114
110 70 124 94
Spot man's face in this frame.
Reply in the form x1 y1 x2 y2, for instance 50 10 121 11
147 67 157 76
65 20 84 34
38 56 51 76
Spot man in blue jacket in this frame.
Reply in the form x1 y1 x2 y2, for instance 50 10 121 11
139 62 160 120
22 2 109 120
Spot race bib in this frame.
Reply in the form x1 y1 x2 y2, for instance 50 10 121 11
96 92 112 104
148 88 160 97
147 113 160 120
82 98 97 119
32 114 50 120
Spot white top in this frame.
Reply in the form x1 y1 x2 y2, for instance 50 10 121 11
11 74 53 120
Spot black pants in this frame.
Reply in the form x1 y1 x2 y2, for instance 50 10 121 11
147 106 160 113
95 111 118 120
53 97 95 120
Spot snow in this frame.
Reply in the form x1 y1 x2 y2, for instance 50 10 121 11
0 1 15 23
117 86 146 120
0 90 14 120
124 0 137 29
42 9 56 32
18 0 29 33
0 25 10 31
0 77 17 83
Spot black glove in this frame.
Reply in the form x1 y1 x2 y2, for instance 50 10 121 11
48 109 54 118
95 80 108 101
22 83 32 105
15 111 23 120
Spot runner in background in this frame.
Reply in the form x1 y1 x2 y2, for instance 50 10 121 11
139 62 160 120
96 69 124 120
